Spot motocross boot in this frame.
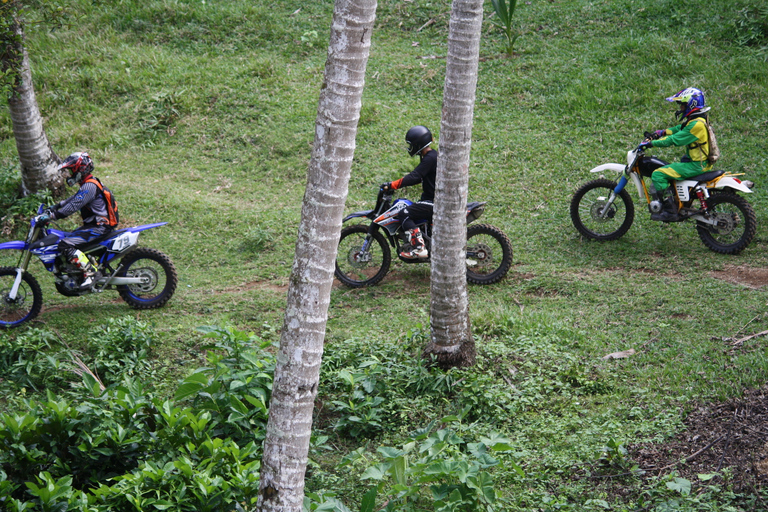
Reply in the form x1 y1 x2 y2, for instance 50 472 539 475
70 250 97 288
650 189 681 222
400 228 429 259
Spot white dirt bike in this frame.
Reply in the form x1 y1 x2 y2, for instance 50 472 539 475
570 140 756 255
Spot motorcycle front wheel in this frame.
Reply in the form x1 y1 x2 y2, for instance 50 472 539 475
696 191 757 255
335 224 392 288
116 247 178 309
0 267 43 328
466 224 513 285
570 178 635 241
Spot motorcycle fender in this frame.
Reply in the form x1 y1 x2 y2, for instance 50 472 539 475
0 240 26 251
343 209 374 222
589 163 625 175
712 176 753 194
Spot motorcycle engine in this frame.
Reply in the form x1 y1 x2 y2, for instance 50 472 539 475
649 200 662 213
61 276 81 291
54 274 89 296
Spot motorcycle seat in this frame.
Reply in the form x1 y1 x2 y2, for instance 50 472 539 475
78 228 127 252
689 170 724 183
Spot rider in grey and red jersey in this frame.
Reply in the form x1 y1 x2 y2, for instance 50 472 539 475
45 152 118 288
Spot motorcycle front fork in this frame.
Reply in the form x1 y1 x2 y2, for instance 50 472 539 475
597 175 629 219
8 251 33 300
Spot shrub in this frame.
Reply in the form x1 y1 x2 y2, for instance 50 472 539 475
86 316 156 385
0 325 271 511
345 418 515 512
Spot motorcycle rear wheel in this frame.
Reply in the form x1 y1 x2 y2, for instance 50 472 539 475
0 267 43 328
466 224 513 285
696 191 756 255
335 224 392 288
116 247 178 309
570 178 635 241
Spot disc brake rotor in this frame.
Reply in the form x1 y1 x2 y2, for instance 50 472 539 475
347 248 372 268
590 201 615 221
467 242 493 268
710 212 739 235
127 267 159 293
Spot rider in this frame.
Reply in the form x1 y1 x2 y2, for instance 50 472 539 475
381 125 437 259
42 152 118 288
639 87 713 222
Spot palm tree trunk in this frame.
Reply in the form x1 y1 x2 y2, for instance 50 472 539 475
256 1 377 510
424 0 484 368
3 18 62 195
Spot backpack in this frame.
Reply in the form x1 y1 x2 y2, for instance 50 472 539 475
690 117 721 165
704 120 721 165
84 177 119 227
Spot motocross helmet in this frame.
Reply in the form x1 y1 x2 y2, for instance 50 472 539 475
665 87 710 120
405 125 433 157
58 152 94 186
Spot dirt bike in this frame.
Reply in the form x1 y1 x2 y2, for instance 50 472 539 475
0 205 178 328
335 188 513 287
570 138 756 254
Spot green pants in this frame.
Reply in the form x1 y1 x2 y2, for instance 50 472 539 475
651 160 711 193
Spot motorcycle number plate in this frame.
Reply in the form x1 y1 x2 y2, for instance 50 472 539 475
111 232 139 252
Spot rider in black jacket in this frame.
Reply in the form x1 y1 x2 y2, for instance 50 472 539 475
381 125 437 259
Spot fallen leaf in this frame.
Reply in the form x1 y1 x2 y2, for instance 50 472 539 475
602 349 636 360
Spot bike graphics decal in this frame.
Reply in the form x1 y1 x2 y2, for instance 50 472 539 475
110 232 139 252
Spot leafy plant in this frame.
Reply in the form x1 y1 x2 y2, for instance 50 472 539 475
105 438 261 512
0 328 64 393
0 325 270 511
0 163 53 234
86 316 155 385
330 368 387 438
173 325 275 443
489 0 520 55
352 418 514 512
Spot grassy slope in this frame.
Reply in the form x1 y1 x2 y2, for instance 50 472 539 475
1 0 768 508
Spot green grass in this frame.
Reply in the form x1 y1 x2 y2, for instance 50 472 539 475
1 0 768 509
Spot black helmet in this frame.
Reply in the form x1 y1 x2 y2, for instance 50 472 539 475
58 152 94 186
405 125 433 157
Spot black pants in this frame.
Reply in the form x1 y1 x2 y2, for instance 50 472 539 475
396 200 433 232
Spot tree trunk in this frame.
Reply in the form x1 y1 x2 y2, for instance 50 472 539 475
256 1 376 511
424 0 484 369
2 18 62 196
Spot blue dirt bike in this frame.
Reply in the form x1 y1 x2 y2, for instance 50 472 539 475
0 205 178 328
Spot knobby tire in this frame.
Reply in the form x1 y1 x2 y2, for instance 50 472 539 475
335 224 392 288
466 224 513 285
696 191 756 255
570 178 635 241
116 247 178 309
0 267 43 328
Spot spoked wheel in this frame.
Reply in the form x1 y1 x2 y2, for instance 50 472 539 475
335 224 391 288
696 191 756 255
466 224 513 285
0 267 43 329
570 178 635 241
116 248 178 309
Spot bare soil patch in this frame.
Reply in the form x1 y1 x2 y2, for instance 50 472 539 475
630 385 768 493
220 280 289 294
710 266 768 289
